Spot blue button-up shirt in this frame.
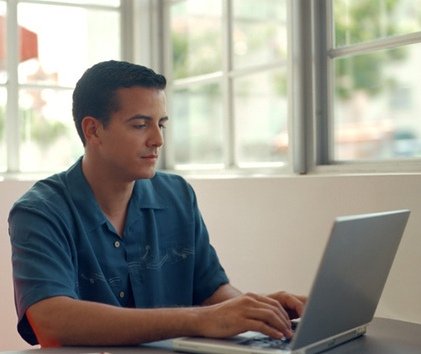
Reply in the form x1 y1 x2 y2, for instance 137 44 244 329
9 158 229 345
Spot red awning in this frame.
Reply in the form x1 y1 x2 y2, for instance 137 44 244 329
0 16 38 67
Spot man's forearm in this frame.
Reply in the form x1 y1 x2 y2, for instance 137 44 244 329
201 283 242 305
27 287 302 347
27 296 204 347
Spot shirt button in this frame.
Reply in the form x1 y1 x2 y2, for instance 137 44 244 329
119 291 125 298
114 240 121 248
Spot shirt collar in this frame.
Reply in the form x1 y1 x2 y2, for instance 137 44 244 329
65 158 106 231
132 177 167 210
64 157 166 231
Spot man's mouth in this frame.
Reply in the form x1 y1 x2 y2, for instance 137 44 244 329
142 154 158 159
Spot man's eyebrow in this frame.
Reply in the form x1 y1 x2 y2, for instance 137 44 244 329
127 115 169 122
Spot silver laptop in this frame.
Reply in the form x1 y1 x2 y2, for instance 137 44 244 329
173 209 410 354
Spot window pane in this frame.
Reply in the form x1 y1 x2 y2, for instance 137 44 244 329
171 0 222 79
0 2 6 84
234 69 288 165
334 0 421 47
35 0 120 7
334 44 421 161
19 88 83 172
18 3 121 87
232 0 287 69
172 83 224 166
0 87 5 172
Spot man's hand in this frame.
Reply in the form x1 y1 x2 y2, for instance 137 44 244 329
196 292 295 339
267 291 307 320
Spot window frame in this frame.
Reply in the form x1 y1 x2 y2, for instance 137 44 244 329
161 0 421 175
1 0 141 174
3 0 421 176
161 0 292 174
312 0 421 174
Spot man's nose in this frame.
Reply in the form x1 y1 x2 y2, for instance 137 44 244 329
147 124 164 147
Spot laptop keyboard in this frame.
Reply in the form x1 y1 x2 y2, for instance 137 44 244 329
237 320 298 350
238 335 292 350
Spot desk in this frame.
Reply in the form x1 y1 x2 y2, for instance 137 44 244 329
3 318 421 354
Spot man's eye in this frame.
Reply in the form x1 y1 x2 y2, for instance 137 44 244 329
134 124 146 129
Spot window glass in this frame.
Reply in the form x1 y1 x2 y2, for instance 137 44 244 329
4 2 121 173
0 2 6 172
168 0 288 170
171 0 222 79
19 88 83 172
0 1 6 84
0 87 5 172
234 69 288 166
35 0 120 6
334 0 421 47
334 44 421 161
18 3 121 88
232 0 287 70
172 82 224 166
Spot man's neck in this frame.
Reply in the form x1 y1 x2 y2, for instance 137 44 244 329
81 155 134 236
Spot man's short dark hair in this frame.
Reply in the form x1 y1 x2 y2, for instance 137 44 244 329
72 60 167 145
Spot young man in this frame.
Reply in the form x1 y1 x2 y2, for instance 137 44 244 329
9 60 305 347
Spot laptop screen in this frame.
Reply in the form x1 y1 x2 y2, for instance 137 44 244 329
291 210 409 349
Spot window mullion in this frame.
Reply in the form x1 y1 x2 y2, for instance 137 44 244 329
160 0 175 170
120 0 134 62
288 0 313 174
222 0 235 169
313 0 333 166
6 0 19 173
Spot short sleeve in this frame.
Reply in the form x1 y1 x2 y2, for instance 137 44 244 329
9 203 78 344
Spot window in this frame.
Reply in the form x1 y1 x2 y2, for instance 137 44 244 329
0 0 122 173
164 0 288 171
3 0 421 175
164 0 421 174
326 0 421 164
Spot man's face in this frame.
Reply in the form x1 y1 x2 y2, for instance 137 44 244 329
95 86 168 181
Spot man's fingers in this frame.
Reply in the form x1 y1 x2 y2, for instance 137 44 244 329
249 309 293 338
268 291 307 318
241 293 293 337
244 318 292 339
244 293 290 318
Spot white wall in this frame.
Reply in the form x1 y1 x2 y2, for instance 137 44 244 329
1 174 421 350
1 180 36 351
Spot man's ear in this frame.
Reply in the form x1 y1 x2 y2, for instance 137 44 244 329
81 116 101 144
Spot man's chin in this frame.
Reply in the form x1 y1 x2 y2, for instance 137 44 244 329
134 168 157 180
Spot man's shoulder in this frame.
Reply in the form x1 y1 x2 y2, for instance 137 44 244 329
13 159 83 211
12 171 69 211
